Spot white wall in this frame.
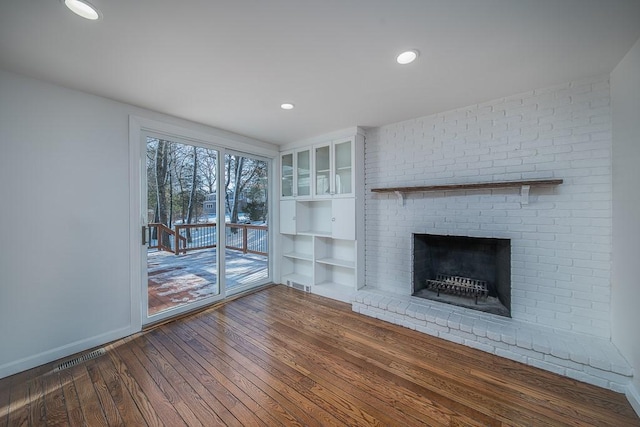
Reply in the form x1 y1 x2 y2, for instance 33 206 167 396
0 69 277 378
365 75 614 338
611 37 640 414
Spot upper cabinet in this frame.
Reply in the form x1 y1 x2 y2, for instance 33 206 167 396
297 149 311 197
313 137 354 198
281 151 294 198
280 148 311 199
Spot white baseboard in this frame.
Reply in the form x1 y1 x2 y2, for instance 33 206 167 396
0 326 135 380
627 382 640 418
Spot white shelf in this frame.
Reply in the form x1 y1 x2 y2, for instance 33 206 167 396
315 280 353 290
297 229 331 237
283 251 313 261
316 257 355 269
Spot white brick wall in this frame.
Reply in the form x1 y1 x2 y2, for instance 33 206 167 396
365 75 613 338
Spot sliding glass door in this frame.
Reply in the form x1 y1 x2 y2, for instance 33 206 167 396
223 151 269 295
141 134 271 324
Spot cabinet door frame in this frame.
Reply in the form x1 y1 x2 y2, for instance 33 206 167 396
331 137 355 198
331 198 356 240
279 199 297 235
295 148 312 199
312 142 334 199
280 150 295 199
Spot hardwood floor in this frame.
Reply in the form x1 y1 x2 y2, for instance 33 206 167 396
2 285 638 426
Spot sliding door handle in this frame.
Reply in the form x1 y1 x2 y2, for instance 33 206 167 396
141 226 147 245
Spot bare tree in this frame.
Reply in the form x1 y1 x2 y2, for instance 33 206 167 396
185 146 198 241
199 149 217 194
225 154 266 225
153 139 170 246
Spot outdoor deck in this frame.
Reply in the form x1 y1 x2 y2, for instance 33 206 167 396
148 247 268 315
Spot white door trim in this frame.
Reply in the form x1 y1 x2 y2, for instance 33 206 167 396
129 115 278 328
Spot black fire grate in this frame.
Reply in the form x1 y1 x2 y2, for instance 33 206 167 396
426 274 488 304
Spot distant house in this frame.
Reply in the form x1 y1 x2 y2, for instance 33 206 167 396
203 193 216 216
203 190 251 217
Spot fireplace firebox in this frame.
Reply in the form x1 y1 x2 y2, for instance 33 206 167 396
412 234 511 317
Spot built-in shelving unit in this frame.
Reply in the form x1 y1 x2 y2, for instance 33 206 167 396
279 128 365 303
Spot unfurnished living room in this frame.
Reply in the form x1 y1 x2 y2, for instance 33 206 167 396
1 1 639 425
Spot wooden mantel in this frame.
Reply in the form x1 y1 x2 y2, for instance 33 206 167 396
371 179 563 206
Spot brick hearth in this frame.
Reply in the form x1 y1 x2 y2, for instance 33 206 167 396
353 288 632 391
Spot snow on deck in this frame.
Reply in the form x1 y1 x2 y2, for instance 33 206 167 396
147 247 268 315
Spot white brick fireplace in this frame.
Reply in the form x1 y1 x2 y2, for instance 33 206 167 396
355 75 633 391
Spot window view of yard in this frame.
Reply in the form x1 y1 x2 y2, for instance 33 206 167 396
146 137 269 316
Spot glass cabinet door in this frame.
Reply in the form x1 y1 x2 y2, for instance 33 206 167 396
334 139 352 195
296 149 310 197
314 144 331 197
281 152 294 198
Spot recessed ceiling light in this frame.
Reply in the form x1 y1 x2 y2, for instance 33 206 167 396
280 103 295 110
396 50 419 65
63 0 101 20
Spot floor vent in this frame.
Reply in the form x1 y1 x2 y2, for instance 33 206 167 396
53 348 106 372
288 281 311 293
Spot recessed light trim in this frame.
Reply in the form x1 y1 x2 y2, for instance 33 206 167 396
396 50 419 65
63 0 101 20
280 103 295 110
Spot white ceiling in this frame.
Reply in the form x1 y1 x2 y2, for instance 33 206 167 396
1 1 639 145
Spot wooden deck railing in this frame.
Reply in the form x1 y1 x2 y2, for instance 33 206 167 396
150 222 268 256
148 223 187 254
175 223 217 255
226 224 269 256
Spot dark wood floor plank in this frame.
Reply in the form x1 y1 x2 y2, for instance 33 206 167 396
157 326 278 426
194 313 380 427
228 294 488 424
27 370 46 426
110 338 188 427
140 331 242 426
217 303 447 426
6 369 34 427
244 291 558 426
184 314 347 427
57 368 85 427
130 333 227 426
85 361 126 426
269 286 639 426
222 300 471 427
0 373 9 427
279 286 633 420
249 288 635 425
90 349 149 427
208 305 454 427
170 321 300 426
68 364 109 427
42 371 70 427
105 342 164 427
125 339 204 427
2 284 639 427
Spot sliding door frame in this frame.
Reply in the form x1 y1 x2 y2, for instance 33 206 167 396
129 116 277 329
223 148 273 298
